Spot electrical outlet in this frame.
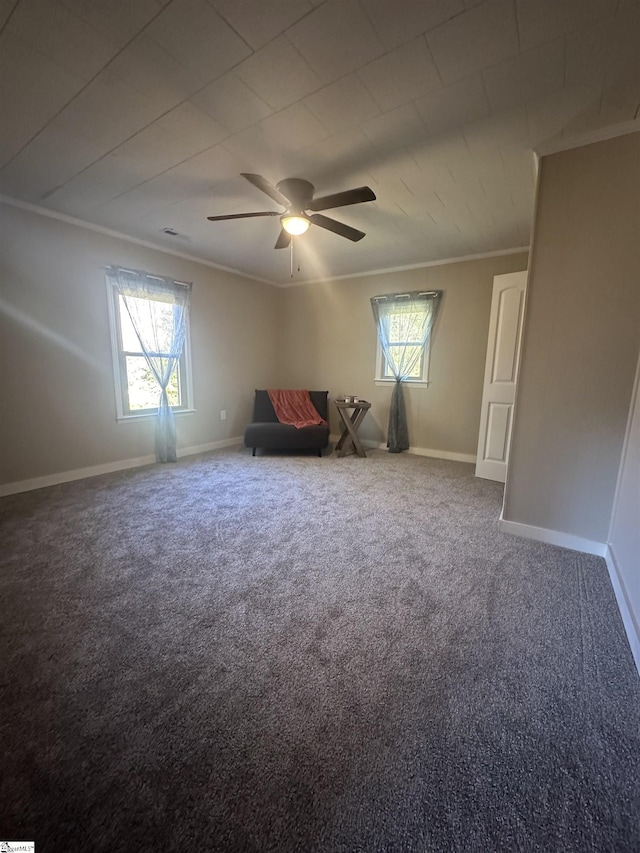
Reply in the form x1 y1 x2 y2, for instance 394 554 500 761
220 410 226 421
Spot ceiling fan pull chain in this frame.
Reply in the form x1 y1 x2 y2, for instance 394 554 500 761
290 238 294 279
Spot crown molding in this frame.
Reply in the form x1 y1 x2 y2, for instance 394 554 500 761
0 193 530 289
534 118 640 158
0 194 277 287
281 246 530 288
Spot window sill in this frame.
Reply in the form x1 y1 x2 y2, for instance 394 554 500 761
374 379 430 389
116 408 196 423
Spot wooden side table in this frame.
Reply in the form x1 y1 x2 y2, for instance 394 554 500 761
334 399 372 457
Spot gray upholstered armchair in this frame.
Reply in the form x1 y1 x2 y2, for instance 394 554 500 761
244 390 330 456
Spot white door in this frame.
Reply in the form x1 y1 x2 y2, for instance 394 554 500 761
475 271 527 482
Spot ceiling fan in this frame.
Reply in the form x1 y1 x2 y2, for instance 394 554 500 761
207 173 376 249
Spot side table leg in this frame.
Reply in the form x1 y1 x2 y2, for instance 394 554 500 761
348 408 368 457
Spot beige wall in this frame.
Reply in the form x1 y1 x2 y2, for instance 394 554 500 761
0 202 279 486
0 201 527 487
504 132 640 543
278 252 529 455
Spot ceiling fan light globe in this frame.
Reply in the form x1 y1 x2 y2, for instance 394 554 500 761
281 215 310 236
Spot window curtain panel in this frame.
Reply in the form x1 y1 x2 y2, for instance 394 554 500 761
370 291 442 453
109 267 192 463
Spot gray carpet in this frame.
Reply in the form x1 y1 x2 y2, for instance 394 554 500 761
1 447 638 852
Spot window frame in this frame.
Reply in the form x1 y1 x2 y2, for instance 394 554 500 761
374 307 433 388
106 276 195 422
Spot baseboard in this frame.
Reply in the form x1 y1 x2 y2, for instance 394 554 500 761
605 544 640 676
0 437 244 497
498 517 607 557
328 435 475 464
177 437 243 458
499 518 639 675
407 445 476 464
2 436 471 494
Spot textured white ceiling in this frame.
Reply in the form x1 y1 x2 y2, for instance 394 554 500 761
1 0 638 284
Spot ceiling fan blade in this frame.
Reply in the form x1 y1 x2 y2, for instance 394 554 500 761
310 213 365 242
206 211 279 221
241 173 289 207
308 186 376 212
274 228 291 250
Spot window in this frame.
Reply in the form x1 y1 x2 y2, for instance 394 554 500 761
106 270 194 420
377 309 430 382
373 292 441 386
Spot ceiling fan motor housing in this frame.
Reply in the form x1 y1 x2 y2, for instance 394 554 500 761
276 178 314 211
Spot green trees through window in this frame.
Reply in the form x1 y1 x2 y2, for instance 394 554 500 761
107 277 193 420
118 294 182 411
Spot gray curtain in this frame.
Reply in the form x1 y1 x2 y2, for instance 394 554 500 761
110 267 192 463
371 291 442 453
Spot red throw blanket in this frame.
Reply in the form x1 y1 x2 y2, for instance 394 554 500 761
267 389 327 429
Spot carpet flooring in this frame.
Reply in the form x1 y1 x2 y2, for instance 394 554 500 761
1 447 638 852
